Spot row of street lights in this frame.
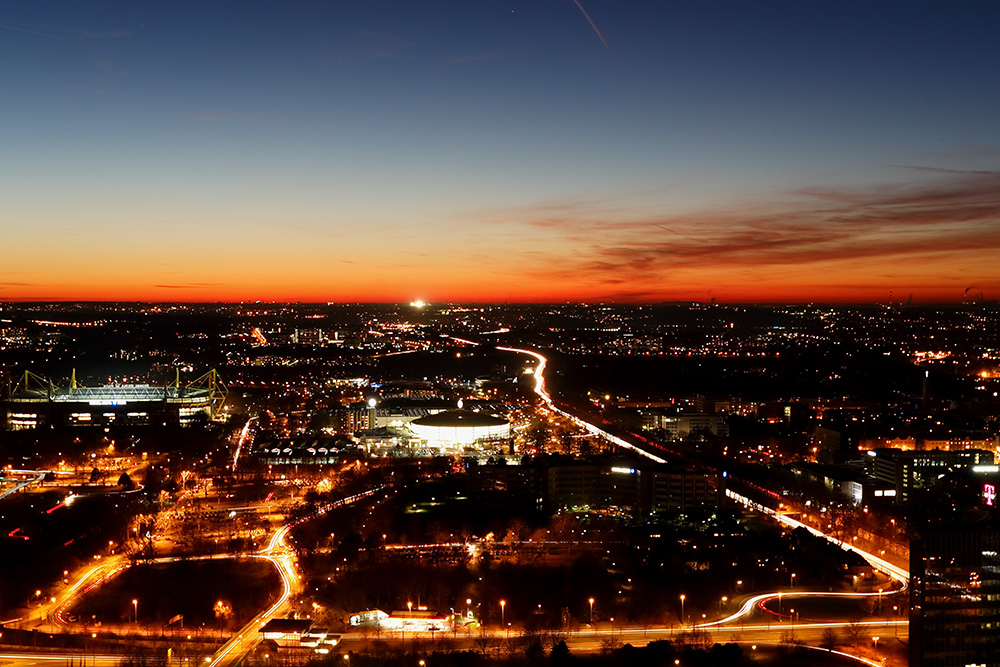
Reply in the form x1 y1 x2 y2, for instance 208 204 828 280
492 584 750 630
474 574 889 634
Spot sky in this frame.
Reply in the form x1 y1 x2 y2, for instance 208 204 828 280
1 1 999 304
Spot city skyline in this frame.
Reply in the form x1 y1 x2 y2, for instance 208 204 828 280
2 1 999 303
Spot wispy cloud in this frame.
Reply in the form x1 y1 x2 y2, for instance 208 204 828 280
571 0 612 53
326 30 406 66
0 22 163 63
500 169 1000 294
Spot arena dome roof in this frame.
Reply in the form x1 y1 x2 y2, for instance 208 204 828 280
410 409 507 429
408 409 510 448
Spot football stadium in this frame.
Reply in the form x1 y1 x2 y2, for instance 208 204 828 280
3 369 227 430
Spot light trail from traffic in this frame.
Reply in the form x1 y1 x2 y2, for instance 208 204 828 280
488 340 907 582
491 344 667 464
726 490 909 584
696 589 903 628
206 524 298 667
0 652 121 667
473 341 905 665
231 417 256 471
12 484 384 667
0 470 60 502
207 486 386 667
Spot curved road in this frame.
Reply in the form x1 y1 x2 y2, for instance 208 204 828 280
483 342 908 664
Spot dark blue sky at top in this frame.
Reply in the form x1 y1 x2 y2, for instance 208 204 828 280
6 1 998 163
1 1 999 301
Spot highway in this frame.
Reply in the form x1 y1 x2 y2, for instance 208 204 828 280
0 652 122 667
2 341 907 666
336 618 903 662
230 417 256 471
1 484 382 667
483 343 908 665
725 490 909 583
0 469 76 502
205 524 298 667
206 487 386 667
492 344 669 464
492 343 910 584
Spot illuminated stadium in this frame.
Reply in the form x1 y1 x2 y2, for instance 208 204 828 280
408 409 510 449
3 369 227 430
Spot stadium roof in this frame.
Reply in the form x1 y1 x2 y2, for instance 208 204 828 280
11 385 212 402
410 409 507 428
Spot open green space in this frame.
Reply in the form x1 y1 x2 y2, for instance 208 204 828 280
69 558 280 629
0 490 144 615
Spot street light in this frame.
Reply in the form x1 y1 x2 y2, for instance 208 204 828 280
719 597 727 615
132 599 138 624
679 594 685 625
588 598 594 625
500 599 506 627
790 573 796 588
872 636 880 657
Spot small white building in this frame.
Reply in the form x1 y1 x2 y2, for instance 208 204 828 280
349 608 452 632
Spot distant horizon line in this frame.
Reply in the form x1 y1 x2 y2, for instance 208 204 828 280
1 298 996 308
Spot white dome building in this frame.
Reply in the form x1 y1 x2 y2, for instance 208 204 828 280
408 409 510 448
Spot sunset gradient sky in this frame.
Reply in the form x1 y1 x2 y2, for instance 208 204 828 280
2 1 999 303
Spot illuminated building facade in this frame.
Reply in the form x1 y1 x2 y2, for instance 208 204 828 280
867 448 995 505
408 409 511 448
470 461 720 515
909 524 1000 667
3 369 226 430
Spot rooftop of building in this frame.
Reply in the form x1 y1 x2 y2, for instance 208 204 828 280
10 384 212 402
410 409 507 428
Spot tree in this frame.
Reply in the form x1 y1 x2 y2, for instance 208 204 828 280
845 619 864 650
821 627 839 651
550 640 571 666
527 423 549 453
117 472 135 489
599 636 624 655
474 627 496 656
557 431 575 455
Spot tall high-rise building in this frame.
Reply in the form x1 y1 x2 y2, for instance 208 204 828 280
909 523 1000 666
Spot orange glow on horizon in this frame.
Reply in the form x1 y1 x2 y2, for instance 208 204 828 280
0 279 983 305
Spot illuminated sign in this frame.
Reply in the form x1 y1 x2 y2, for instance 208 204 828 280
985 484 996 507
611 467 636 475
